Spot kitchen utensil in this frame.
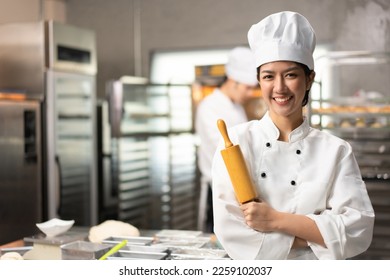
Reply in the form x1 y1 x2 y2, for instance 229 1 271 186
217 119 258 204
99 239 128 260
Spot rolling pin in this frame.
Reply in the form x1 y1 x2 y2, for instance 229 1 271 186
217 119 258 204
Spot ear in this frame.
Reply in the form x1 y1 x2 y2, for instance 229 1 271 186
306 71 316 90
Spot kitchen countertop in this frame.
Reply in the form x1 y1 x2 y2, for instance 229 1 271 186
0 228 227 260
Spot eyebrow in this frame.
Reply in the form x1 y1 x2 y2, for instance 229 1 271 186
260 66 301 74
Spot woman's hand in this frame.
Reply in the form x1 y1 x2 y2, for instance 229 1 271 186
240 201 326 248
240 201 281 232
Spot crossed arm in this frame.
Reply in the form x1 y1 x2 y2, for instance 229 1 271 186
240 201 326 248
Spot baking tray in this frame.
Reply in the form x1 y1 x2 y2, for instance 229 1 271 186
102 236 154 246
107 250 167 260
61 241 112 260
169 247 229 260
169 254 229 260
152 236 210 249
122 244 168 253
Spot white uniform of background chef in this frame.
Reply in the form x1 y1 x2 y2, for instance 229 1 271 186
212 11 375 259
195 47 258 232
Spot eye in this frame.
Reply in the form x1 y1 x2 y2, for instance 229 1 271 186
285 72 298 79
261 74 273 80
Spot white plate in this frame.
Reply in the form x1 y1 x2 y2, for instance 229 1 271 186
36 218 75 237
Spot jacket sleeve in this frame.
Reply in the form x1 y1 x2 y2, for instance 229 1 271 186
307 144 375 259
212 140 295 260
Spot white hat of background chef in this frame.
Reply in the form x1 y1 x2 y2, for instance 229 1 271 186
225 47 258 86
248 11 316 70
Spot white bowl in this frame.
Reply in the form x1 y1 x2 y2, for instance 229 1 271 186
36 218 75 237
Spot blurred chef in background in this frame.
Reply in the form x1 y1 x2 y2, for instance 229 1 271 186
195 46 258 232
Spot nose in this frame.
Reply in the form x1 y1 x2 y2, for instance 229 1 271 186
274 75 287 93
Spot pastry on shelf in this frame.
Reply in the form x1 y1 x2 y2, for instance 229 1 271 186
351 106 367 113
367 106 381 113
378 106 390 113
371 122 383 128
317 107 334 113
340 119 353 128
355 118 366 128
325 121 335 128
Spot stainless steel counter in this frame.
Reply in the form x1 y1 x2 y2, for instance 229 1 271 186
1 228 228 260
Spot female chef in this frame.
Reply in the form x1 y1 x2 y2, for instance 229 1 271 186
211 11 375 260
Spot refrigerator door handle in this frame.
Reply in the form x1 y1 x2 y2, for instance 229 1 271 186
102 152 118 199
55 155 63 216
24 110 38 164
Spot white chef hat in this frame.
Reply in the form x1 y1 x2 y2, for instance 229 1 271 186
225 46 258 86
248 11 316 70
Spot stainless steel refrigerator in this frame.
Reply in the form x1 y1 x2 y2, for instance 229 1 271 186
0 94 43 244
0 21 98 243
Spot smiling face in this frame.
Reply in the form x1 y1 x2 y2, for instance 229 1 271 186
258 61 315 123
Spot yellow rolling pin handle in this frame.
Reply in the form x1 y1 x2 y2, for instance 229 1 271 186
217 119 233 148
99 239 128 260
217 119 258 204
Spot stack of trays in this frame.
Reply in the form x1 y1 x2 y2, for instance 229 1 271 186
102 236 169 260
102 236 154 246
61 241 112 260
107 245 168 260
169 247 229 260
100 230 230 260
152 230 229 259
152 230 210 249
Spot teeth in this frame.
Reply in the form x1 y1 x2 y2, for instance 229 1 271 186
274 96 291 103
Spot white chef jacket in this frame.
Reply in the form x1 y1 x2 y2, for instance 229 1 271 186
212 111 375 260
196 88 248 182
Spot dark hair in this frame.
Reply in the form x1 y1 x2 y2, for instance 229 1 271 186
217 75 229 87
256 62 314 107
299 63 313 107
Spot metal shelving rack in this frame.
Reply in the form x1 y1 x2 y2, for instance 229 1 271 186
309 51 390 259
105 77 198 230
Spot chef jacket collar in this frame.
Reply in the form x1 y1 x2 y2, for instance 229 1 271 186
261 111 310 143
